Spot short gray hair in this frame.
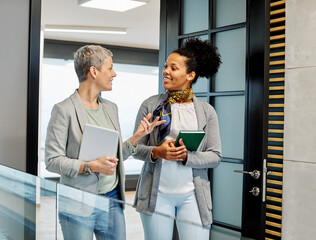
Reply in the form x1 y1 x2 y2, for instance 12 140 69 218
74 45 113 82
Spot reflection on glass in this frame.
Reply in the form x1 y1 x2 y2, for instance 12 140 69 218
57 184 126 239
57 180 209 240
38 178 57 240
215 0 247 28
0 164 210 240
0 164 58 240
214 96 245 159
0 165 36 239
215 28 246 92
212 162 243 227
182 0 208 34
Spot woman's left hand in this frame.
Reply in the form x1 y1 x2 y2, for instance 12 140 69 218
169 138 188 162
130 113 166 147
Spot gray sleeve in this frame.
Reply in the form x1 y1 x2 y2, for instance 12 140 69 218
45 104 82 178
131 99 157 163
121 138 140 160
126 139 138 154
185 106 222 169
122 140 131 160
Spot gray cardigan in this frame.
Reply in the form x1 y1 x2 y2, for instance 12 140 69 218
45 90 130 215
132 92 222 226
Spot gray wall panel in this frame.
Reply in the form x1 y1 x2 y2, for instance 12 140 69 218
282 0 316 238
0 0 30 171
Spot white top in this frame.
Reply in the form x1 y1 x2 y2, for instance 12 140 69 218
158 102 198 196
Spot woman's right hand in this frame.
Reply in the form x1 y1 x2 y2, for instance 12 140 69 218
129 113 166 147
90 156 118 175
152 140 187 161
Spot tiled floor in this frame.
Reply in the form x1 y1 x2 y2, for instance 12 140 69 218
124 191 144 240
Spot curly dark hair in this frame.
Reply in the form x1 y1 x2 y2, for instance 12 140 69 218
173 38 221 84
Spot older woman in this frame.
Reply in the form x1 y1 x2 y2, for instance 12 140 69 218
132 38 222 240
45 45 164 240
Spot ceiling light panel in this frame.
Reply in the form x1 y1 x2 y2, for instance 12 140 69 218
44 25 127 35
78 0 149 12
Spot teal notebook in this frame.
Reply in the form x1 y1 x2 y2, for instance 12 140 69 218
174 130 205 151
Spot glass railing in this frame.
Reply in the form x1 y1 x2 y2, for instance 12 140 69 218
0 164 210 240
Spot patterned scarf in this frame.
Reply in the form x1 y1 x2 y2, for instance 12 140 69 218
153 88 193 142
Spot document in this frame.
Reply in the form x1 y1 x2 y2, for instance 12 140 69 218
78 124 119 161
174 130 205 151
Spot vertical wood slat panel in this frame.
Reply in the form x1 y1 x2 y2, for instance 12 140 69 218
265 0 285 239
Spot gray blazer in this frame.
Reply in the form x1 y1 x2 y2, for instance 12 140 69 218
45 90 131 214
132 92 221 226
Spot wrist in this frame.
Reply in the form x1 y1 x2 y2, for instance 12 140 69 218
181 154 188 165
151 147 159 160
79 161 85 174
130 134 141 147
88 161 96 173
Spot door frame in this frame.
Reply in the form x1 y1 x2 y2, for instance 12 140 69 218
27 0 42 176
243 0 270 238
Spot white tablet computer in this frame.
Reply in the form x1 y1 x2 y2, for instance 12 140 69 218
78 124 119 161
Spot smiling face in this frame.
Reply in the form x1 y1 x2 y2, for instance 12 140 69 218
162 53 194 91
94 56 116 91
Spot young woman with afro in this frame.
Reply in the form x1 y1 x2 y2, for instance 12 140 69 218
132 38 223 240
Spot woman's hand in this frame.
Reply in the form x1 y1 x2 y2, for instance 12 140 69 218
152 139 187 161
129 113 166 147
90 156 118 175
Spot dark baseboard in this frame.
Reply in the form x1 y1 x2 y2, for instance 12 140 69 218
125 174 139 191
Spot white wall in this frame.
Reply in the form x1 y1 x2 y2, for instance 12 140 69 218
282 0 316 239
0 0 30 171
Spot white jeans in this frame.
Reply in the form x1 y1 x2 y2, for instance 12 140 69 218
140 191 210 240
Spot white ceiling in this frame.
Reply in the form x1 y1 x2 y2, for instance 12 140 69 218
41 0 160 50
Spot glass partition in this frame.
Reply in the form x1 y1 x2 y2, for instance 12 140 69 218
193 77 208 93
214 0 247 28
214 27 246 92
196 96 208 102
181 0 208 34
0 164 57 240
214 95 245 159
0 164 210 240
212 162 243 227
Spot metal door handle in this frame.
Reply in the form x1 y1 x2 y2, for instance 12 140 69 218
262 159 272 202
249 187 260 196
234 169 261 179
